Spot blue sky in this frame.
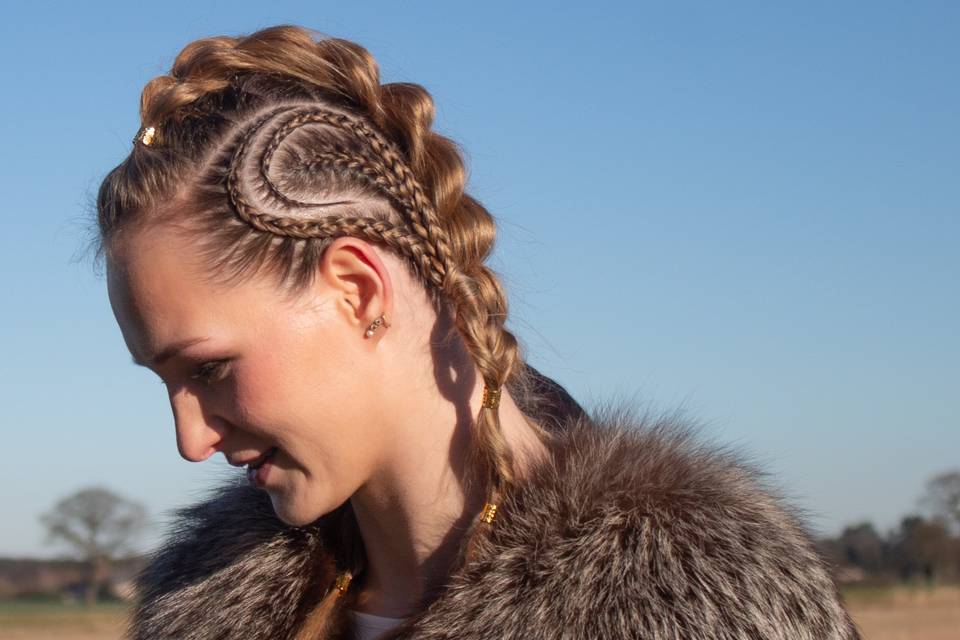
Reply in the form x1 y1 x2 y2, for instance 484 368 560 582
1 2 957 556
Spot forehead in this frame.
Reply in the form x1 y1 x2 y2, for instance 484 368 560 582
105 225 258 363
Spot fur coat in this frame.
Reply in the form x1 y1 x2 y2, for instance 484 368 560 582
126 370 861 639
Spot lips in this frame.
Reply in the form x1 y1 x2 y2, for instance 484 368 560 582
247 447 278 471
246 447 278 486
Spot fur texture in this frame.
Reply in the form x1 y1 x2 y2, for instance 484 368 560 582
127 403 861 639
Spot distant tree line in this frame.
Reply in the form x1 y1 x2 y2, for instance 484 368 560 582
818 470 960 584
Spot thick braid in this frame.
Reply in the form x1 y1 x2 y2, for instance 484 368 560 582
446 271 518 497
376 86 532 501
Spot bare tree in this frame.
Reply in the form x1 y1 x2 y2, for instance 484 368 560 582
837 522 886 574
890 515 957 583
921 470 960 533
40 486 147 605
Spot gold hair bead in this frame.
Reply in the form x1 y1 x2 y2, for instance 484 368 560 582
481 385 501 410
480 502 498 524
134 126 156 146
334 571 353 597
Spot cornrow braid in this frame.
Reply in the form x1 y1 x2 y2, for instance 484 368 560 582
254 105 454 286
265 107 452 258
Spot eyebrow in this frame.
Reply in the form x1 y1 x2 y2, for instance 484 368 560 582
132 336 212 368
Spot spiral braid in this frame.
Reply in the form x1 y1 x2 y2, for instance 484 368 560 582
225 108 445 292
260 106 455 281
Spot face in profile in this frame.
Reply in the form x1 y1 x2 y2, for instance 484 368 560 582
106 221 394 526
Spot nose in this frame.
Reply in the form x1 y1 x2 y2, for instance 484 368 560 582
168 386 227 462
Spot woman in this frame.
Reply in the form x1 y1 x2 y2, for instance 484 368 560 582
98 25 861 639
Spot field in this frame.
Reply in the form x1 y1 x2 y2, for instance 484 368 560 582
0 601 127 639
0 587 957 639
844 585 960 640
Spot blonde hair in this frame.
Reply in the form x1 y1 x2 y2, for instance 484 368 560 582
96 24 556 625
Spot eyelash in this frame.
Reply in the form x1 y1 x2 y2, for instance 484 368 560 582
152 360 231 386
189 360 230 385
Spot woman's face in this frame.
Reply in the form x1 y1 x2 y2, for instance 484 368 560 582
106 222 394 526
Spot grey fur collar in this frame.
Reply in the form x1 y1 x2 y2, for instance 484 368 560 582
127 404 860 639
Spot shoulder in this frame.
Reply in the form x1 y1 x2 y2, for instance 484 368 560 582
415 403 862 639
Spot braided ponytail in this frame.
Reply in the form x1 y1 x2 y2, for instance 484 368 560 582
97 23 555 619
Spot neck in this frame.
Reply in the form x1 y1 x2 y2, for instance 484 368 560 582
348 376 546 618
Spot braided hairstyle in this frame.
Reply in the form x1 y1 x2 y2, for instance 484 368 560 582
96 24 565 619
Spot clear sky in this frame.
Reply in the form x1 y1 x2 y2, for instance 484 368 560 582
1 1 957 557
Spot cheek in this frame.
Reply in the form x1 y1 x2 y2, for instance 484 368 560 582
231 349 374 467
264 321 378 433
222 362 272 427
237 344 328 416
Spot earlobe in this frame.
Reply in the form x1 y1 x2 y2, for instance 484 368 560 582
319 237 394 334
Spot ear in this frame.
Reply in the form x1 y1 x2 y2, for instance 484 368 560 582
318 237 394 337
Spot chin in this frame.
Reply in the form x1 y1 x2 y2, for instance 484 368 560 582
268 490 343 526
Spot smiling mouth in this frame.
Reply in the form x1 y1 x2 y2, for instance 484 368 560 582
247 447 278 472
246 447 279 487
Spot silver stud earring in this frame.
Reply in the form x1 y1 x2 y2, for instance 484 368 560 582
364 314 387 338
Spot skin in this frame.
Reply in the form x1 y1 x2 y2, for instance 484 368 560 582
106 220 549 618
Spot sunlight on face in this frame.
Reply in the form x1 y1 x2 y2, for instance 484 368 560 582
105 223 389 525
